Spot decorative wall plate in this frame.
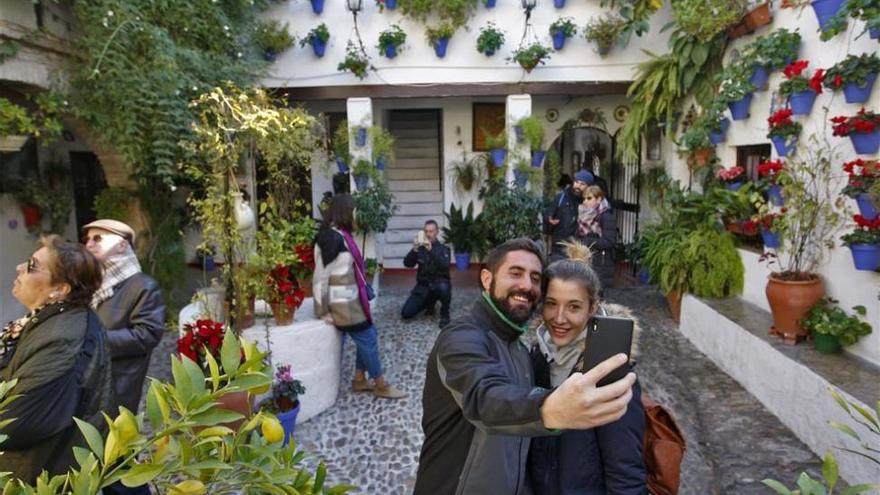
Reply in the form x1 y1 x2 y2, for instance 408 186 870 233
545 108 559 122
613 105 629 123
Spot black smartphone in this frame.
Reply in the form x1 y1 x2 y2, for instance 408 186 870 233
581 315 634 387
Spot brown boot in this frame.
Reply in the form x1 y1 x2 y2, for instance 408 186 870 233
373 381 407 399
352 377 373 392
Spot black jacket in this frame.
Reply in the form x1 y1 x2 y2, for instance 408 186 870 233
415 296 554 495
403 241 451 286
95 272 165 413
528 349 647 495
583 208 619 289
546 186 581 246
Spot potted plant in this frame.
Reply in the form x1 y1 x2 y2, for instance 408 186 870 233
841 158 878 219
743 2 773 31
265 364 306 445
755 212 784 248
831 108 880 155
353 180 399 251
778 60 825 115
310 0 325 14
715 165 747 191
549 17 577 51
442 202 485 270
823 53 879 104
0 98 35 151
767 108 802 156
703 106 731 145
11 177 48 230
484 128 508 166
426 23 455 58
376 0 398 11
483 0 497 8
583 14 625 56
811 0 847 31
253 20 294 62
300 23 330 58
370 126 395 170
679 124 714 168
377 24 406 59
800 299 872 353
672 0 746 43
451 154 485 192
333 120 351 172
196 245 217 271
476 22 505 56
517 115 546 166
758 159 786 206
364 258 382 281
841 214 880 271
748 28 801 76
513 159 541 188
352 158 375 192
554 0 566 8
337 42 372 80
511 42 551 72
718 63 757 121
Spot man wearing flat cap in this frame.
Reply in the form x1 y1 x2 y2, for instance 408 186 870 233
545 170 594 261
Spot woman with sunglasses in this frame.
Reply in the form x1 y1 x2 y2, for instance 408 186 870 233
0 236 112 482
577 185 618 291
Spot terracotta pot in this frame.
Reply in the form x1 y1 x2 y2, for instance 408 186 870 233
216 390 253 430
727 21 751 39
744 2 772 30
765 273 824 345
20 205 42 227
666 290 683 323
691 148 713 168
223 296 255 331
301 275 313 299
270 301 296 326
725 221 743 235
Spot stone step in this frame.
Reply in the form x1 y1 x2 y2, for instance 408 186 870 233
389 179 441 192
389 118 438 130
390 128 439 140
393 191 443 203
387 201 443 216
395 138 439 149
394 158 440 169
388 215 438 230
382 257 407 269
383 242 423 260
385 228 447 244
388 167 439 181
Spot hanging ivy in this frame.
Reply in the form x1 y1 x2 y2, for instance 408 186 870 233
398 0 479 30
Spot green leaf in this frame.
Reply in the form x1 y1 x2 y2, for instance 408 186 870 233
314 462 326 492
220 328 241 377
691 44 709 66
120 463 164 487
189 408 244 426
821 452 837 492
181 353 207 397
145 382 165 429
828 421 861 441
183 460 232 471
171 357 193 404
226 372 271 392
841 483 880 495
204 351 221 391
850 401 880 431
73 418 104 459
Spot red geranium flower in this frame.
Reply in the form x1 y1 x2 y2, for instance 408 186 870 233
809 69 825 94
783 60 809 79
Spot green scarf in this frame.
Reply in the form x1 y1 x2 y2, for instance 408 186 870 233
481 292 529 335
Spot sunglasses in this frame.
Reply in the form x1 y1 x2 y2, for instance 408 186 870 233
82 234 105 244
25 258 40 274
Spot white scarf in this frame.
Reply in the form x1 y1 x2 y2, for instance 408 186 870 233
536 323 589 387
91 247 142 308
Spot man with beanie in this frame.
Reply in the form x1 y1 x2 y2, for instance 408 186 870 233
545 170 593 261
83 219 165 495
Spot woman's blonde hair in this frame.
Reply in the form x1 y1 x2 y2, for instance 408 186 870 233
543 240 600 305
585 185 605 200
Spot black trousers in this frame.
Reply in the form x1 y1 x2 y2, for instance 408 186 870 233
401 281 451 320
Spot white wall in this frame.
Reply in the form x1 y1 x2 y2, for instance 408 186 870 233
664 8 880 365
260 2 672 88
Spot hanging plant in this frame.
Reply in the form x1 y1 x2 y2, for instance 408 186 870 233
671 0 746 43
426 23 456 57
337 42 373 80
376 0 399 12
583 14 626 56
823 53 880 104
377 24 407 59
300 23 330 58
819 0 880 40
476 22 505 56
510 42 551 72
549 17 577 50
778 60 825 115
400 0 479 30
252 20 294 61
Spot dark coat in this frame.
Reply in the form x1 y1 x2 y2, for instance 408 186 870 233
583 207 618 289
527 348 647 495
403 241 451 287
95 272 165 413
546 187 582 260
415 296 554 495
0 305 112 483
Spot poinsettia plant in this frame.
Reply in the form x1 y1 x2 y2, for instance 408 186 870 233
715 166 746 184
823 53 880 90
266 264 306 309
177 319 230 366
757 159 786 187
778 60 825 97
767 108 802 139
841 158 879 198
831 108 880 137
840 214 880 245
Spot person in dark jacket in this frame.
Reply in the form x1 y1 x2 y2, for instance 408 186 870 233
546 170 592 262
415 238 637 495
577 186 619 290
528 241 646 495
0 235 111 483
401 220 452 328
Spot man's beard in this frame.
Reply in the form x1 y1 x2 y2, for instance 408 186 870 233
489 279 538 324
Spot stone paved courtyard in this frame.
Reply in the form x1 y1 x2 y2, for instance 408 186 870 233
147 285 825 494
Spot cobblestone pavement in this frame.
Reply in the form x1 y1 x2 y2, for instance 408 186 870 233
145 286 824 494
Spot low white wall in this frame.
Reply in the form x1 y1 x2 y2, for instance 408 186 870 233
679 295 878 485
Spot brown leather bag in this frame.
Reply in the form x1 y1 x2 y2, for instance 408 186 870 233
641 393 686 495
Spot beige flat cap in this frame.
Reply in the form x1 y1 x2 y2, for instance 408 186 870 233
82 219 136 244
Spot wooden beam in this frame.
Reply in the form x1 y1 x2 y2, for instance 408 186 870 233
279 81 631 101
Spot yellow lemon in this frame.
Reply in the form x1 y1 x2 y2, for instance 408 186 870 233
649 0 663 10
171 480 207 495
261 416 285 444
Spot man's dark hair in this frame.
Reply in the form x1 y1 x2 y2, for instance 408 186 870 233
485 237 545 275
557 173 572 189
323 194 355 231
424 219 438 228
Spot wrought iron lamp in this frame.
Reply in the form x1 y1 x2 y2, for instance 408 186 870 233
347 0 363 12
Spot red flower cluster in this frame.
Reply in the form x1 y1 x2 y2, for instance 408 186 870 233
768 109 794 129
758 160 785 178
267 264 306 309
830 74 844 89
843 158 879 178
178 319 225 365
294 244 315 272
715 166 746 183
809 69 825 94
854 214 880 229
758 212 785 229
832 108 880 137
783 60 808 79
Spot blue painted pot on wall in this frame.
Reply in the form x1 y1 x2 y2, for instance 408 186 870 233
761 229 781 248
767 185 784 206
725 181 745 191
788 90 817 115
454 253 471 271
851 130 880 155
199 255 216 272
513 169 528 187
490 148 507 166
531 150 546 168
750 65 770 91
771 135 792 157
554 0 566 7
385 0 398 9
728 93 753 120
264 49 277 62
842 73 877 104
484 48 496 56
514 125 524 142
552 31 566 50
485 0 497 7
278 403 300 446
385 45 398 59
356 127 367 147
811 0 846 30
433 37 450 58
871 27 880 39
336 157 349 173
311 37 327 57
856 192 878 220
354 174 369 192
375 158 387 171
311 0 325 14
709 118 731 144
849 244 880 271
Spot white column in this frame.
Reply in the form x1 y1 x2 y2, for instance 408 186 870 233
345 97 378 260
505 94 532 185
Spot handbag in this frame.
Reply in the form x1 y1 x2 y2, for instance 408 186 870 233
642 393 686 495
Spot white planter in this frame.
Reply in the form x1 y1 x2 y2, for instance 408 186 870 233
0 135 28 152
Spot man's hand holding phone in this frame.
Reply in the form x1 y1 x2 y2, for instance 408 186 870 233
540 354 636 430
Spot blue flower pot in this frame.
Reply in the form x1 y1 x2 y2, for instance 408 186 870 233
375 158 387 171
788 90 817 115
385 0 398 9
552 31 566 50
490 148 507 166
761 229 781 248
842 73 877 104
356 127 367 147
433 37 450 58
750 65 770 91
484 48 496 56
454 252 471 271
264 49 277 62
771 135 792 157
811 0 846 31
871 27 879 39
278 403 300 446
485 0 497 7
198 255 216 271
767 185 784 206
856 192 878 220
728 93 753 121
513 169 528 187
385 45 398 59
709 118 731 145
851 130 880 155
336 157 349 173
354 174 369 192
311 0 325 14
531 150 546 168
725 181 745 192
849 244 880 271
311 37 327 57
514 125 524 142
554 0 565 7
637 267 650 285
